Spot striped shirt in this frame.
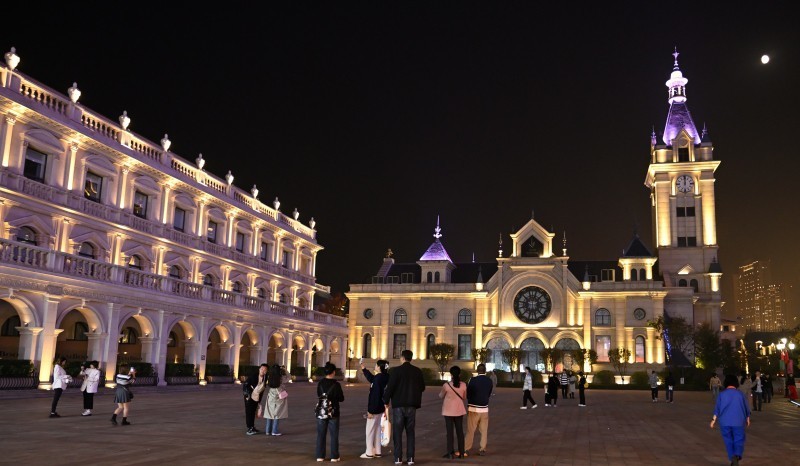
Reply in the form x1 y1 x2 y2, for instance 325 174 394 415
115 373 133 386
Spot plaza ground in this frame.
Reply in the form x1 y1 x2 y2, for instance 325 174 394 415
1 383 799 465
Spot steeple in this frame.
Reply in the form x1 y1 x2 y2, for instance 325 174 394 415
419 216 452 262
663 48 701 145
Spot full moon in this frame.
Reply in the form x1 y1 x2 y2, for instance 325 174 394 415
761 54 770 64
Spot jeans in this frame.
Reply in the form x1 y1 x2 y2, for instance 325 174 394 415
83 391 95 410
444 415 464 455
719 425 746 461
392 406 417 461
711 386 720 399
651 387 658 400
316 417 340 460
666 387 674 402
51 388 63 413
561 385 568 398
244 398 258 429
266 418 280 434
752 392 762 411
522 389 536 407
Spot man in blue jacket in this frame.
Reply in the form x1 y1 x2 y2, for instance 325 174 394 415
383 350 425 465
464 363 493 456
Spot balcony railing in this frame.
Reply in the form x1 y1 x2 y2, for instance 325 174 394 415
0 237 346 328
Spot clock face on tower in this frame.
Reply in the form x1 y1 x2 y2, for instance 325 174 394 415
513 286 552 324
676 175 694 193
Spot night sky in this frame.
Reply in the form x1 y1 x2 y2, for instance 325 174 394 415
4 3 799 319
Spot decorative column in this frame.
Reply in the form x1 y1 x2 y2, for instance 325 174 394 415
290 286 299 307
283 347 292 374
138 336 158 365
36 295 61 389
195 201 206 237
304 349 312 379
183 340 200 366
294 243 302 271
64 143 78 191
86 332 107 363
222 265 232 291
311 251 318 277
251 225 262 257
160 184 172 224
155 247 166 276
247 273 257 296
101 303 122 385
116 166 130 209
218 343 233 370
273 233 282 263
0 114 16 168
307 290 315 309
226 214 236 248
249 345 263 365
230 324 243 380
270 280 279 302
15 327 43 362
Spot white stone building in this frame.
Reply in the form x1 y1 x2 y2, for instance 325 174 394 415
0 48 347 388
348 51 723 378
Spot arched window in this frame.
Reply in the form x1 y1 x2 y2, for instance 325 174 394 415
678 279 687 287
639 268 646 280
394 309 407 325
168 331 178 347
168 265 183 279
0 315 21 336
16 226 37 245
78 242 95 258
635 336 645 363
120 326 138 344
426 334 436 359
520 337 545 372
203 274 216 287
299 297 308 308
554 338 581 372
690 279 699 292
257 287 267 299
486 337 511 371
426 272 432 283
362 334 372 359
595 308 611 326
73 322 89 341
232 281 244 293
127 255 143 270
631 269 638 281
279 293 287 304
434 271 440 283
458 308 472 325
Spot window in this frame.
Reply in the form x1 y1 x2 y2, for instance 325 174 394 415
426 334 436 359
458 308 472 325
690 279 699 292
678 147 689 162
16 226 37 245
84 171 103 202
631 269 638 281
78 242 95 258
23 147 47 182
168 331 178 347
595 335 611 362
392 334 407 359
362 334 372 359
279 293 287 304
434 271 440 283
235 232 245 253
677 236 697 247
426 272 432 283
120 326 138 344
127 255 142 270
678 279 688 287
0 315 21 336
640 268 646 280
394 308 407 325
232 281 244 293
173 207 186 232
676 206 696 217
168 265 182 279
207 220 218 243
203 274 216 287
595 308 611 326
257 287 267 299
282 250 290 268
260 242 269 261
74 322 89 341
458 334 472 360
601 269 615 281
133 191 148 218
635 336 645 363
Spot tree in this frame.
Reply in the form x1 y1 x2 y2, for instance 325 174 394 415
649 315 694 367
571 349 586 372
501 348 523 382
586 349 598 372
472 348 490 367
608 347 632 382
693 322 724 370
539 348 555 372
429 343 455 380
318 293 348 317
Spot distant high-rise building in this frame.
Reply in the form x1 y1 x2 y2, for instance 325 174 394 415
736 260 788 331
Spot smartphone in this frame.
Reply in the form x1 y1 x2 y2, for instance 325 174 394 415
359 358 364 365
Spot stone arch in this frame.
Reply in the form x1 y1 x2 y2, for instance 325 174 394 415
55 305 105 363
550 330 584 349
484 334 512 371
5 210 56 239
69 226 111 257
205 322 232 344
515 329 551 348
239 327 260 367
0 296 40 359
0 293 40 328
267 330 286 365
22 128 65 155
173 192 196 208
482 329 515 347
311 336 325 367
56 303 105 333
120 241 155 265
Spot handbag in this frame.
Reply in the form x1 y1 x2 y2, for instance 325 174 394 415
80 378 88 392
279 389 289 400
380 408 391 447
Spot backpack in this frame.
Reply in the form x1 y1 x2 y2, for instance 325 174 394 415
315 384 337 419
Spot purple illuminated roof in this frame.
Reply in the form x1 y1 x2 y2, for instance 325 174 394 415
419 239 453 262
663 102 701 145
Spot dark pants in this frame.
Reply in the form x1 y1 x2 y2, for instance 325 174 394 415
522 389 536 407
561 384 568 397
51 388 63 413
666 387 674 402
651 387 658 400
316 417 340 460
548 391 558 405
444 415 464 455
764 388 772 403
392 406 417 461
752 392 762 411
579 388 586 405
83 390 94 410
244 398 258 429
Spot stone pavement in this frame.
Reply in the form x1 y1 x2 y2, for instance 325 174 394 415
1 383 798 465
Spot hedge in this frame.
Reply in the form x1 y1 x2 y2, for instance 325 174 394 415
630 371 650 386
205 364 231 377
239 365 260 378
593 370 615 385
290 366 306 376
0 359 34 376
127 362 154 376
165 363 196 377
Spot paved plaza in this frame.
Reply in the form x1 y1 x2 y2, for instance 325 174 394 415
1 383 799 465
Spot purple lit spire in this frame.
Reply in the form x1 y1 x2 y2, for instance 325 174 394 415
419 216 453 262
662 48 701 145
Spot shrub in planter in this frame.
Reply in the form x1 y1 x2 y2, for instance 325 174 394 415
290 366 307 377
630 371 650 386
165 363 196 377
593 370 616 385
127 362 154 376
421 368 439 385
0 359 34 376
205 364 231 377
528 370 544 387
239 365 260 378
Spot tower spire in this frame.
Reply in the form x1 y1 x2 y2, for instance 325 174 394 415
562 230 568 256
433 215 442 240
663 48 700 145
498 233 503 258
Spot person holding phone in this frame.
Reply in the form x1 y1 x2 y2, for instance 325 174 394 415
80 361 101 416
360 359 389 459
111 364 135 426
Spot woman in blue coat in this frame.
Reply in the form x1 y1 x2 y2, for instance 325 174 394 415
710 374 751 466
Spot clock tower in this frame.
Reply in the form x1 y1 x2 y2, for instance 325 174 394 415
644 50 722 329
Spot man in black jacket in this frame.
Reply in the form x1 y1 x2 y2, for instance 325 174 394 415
465 364 493 456
383 350 425 465
243 364 267 435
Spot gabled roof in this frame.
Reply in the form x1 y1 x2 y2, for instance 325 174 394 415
663 102 701 145
622 235 654 257
419 239 453 262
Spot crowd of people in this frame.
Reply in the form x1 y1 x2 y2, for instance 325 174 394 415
48 358 136 425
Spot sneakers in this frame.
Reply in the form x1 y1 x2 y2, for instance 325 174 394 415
408 458 415 465
360 453 374 459
579 404 586 407
478 450 486 456
545 404 550 407
532 404 538 409
394 460 402 465
246 428 257 435
317 459 325 463
271 432 282 436
331 459 341 463
121 420 131 425
520 406 527 409
49 412 60 418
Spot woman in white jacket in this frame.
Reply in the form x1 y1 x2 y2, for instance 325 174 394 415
80 360 101 416
50 357 72 418
521 366 537 409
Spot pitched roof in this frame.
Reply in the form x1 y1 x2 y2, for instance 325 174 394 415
623 235 654 257
419 239 453 262
663 101 701 145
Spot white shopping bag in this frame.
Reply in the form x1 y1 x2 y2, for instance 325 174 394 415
380 410 391 447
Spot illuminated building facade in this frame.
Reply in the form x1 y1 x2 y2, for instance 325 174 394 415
736 260 789 331
0 48 347 388
348 51 723 377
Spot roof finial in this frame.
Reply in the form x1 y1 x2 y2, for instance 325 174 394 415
477 266 484 284
472 252 475 263
531 208 535 220
672 47 680 70
498 233 503 258
433 215 442 240
651 125 657 146
562 230 568 256
386 248 394 258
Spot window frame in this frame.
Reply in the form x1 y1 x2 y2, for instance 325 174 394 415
207 220 218 243
595 308 612 326
235 231 246 253
635 335 646 363
84 171 103 203
458 308 472 325
23 146 48 182
457 334 472 360
173 207 187 232
392 333 407 359
595 335 611 362
393 308 408 325
362 333 373 359
260 242 269 261
16 226 37 245
133 190 149 219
